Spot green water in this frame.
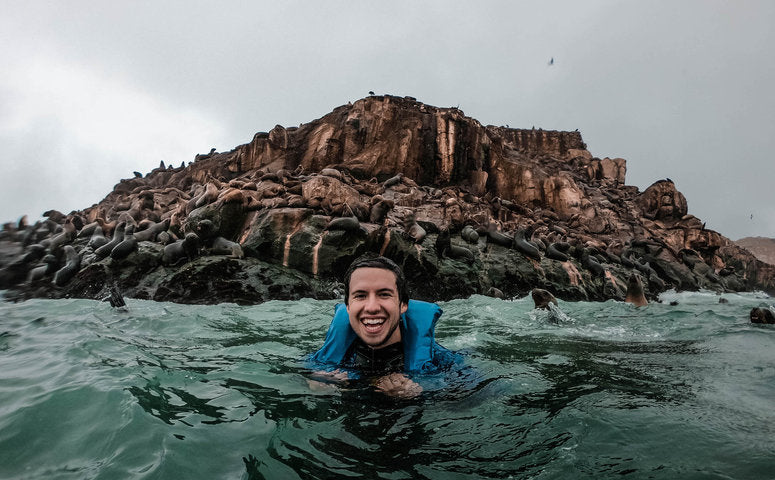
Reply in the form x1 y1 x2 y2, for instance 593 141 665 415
1 291 773 479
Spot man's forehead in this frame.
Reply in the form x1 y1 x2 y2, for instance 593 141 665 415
349 267 398 289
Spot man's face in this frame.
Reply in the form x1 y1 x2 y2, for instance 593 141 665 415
346 267 408 349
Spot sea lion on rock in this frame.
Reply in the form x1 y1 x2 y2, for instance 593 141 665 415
750 307 775 324
110 225 138 261
162 233 200 266
514 228 541 260
133 218 170 242
95 223 126 259
88 226 109 250
369 197 394 224
47 226 74 254
77 220 102 238
195 182 219 208
486 223 513 247
648 272 666 291
27 254 58 283
320 168 344 181
545 242 569 261
447 242 474 262
286 194 306 208
259 172 281 183
581 248 605 277
531 288 558 310
486 287 505 299
53 245 81 286
195 219 218 247
624 274 648 307
383 173 403 188
435 228 474 262
402 212 426 243
326 216 361 232
461 225 479 244
43 209 66 224
435 228 451 256
157 231 172 245
211 236 244 258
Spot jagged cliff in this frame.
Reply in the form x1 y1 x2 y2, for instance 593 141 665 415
1 95 773 304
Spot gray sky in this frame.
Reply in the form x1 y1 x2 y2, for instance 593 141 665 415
1 1 773 240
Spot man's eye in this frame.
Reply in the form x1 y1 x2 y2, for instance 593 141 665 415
379 292 393 298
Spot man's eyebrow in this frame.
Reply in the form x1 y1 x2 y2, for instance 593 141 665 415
350 287 397 294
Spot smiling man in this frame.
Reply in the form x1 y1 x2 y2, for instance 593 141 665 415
309 255 458 397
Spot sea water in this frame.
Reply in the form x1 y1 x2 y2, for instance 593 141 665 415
1 290 773 479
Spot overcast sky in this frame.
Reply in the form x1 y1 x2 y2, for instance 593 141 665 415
1 1 773 240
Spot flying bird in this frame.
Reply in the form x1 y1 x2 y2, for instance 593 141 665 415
548 57 554 66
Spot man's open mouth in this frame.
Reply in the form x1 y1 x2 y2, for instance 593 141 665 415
361 318 385 333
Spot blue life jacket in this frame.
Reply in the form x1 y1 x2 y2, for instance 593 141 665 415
309 299 455 373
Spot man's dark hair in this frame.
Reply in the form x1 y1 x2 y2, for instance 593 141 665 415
343 255 408 306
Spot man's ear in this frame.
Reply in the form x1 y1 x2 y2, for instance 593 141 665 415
400 302 408 314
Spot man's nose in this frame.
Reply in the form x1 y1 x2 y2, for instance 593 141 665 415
364 293 380 311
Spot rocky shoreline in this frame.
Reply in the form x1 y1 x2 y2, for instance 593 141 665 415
2 95 774 304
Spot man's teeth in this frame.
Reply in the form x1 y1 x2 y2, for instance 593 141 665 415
363 319 384 325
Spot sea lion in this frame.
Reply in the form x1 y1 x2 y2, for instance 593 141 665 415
447 244 474 262
402 213 426 243
648 272 666 291
260 172 281 183
320 168 344 181
624 274 648 307
195 219 218 247
53 245 81 286
545 242 569 261
195 182 219 208
486 287 505 299
211 236 244 258
162 232 200 266
77 219 102 238
326 216 361 232
514 228 541 260
110 225 137 260
435 228 474 262
581 248 605 277
133 218 170 242
42 209 66 224
47 227 74 254
531 288 558 310
435 228 451 256
88 226 109 250
95 223 126 259
461 225 479 244
486 223 513 247
383 173 403 188
369 198 394 224
286 194 306 208
750 307 775 324
27 254 58 283
157 231 172 245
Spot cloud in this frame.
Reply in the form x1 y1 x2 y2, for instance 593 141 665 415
0 55 227 221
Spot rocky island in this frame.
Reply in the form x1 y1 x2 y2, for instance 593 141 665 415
2 95 774 305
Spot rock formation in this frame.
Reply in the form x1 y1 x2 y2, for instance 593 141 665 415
1 95 773 304
735 237 775 266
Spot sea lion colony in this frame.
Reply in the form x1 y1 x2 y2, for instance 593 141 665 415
0 95 772 305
